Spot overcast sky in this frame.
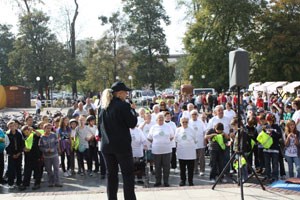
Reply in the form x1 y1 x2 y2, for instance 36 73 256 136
0 0 187 54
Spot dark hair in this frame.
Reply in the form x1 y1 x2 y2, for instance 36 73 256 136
215 122 224 131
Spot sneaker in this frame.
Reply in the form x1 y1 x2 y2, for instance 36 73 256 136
137 180 144 184
89 172 94 177
179 181 185 186
208 179 216 183
8 185 15 190
164 183 170 187
18 185 26 191
153 182 161 187
199 172 205 176
189 182 194 186
67 170 72 176
32 185 40 190
54 183 63 187
63 172 69 177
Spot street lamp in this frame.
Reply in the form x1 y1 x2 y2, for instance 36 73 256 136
49 76 53 107
128 75 133 89
189 75 193 84
201 74 206 87
116 76 120 81
36 76 40 95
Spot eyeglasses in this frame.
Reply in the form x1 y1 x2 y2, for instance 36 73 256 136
192 114 198 116
182 121 188 124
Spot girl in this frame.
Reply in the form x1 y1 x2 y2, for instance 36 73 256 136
57 117 72 177
39 123 62 187
284 120 300 178
75 115 92 176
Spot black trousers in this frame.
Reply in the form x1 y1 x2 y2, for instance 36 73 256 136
98 151 107 176
179 159 195 184
102 152 136 200
210 150 224 180
23 155 42 186
0 152 4 182
170 147 177 169
77 149 91 172
88 145 99 171
7 155 22 186
61 151 71 172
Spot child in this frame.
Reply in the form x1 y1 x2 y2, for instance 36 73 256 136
0 128 9 184
86 115 99 175
75 115 92 176
5 120 24 189
69 119 78 175
205 122 228 182
57 117 72 177
39 123 62 187
19 125 43 190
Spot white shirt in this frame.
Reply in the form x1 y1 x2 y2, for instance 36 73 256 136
165 121 177 148
130 128 146 158
206 115 231 134
36 99 42 110
224 109 236 122
151 113 159 123
175 127 197 160
189 119 206 148
181 110 191 120
148 123 174 154
292 110 300 132
139 121 156 150
137 116 145 127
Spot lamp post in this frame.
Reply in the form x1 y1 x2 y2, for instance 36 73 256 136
102 76 107 89
36 76 40 95
49 76 53 107
116 76 120 81
201 74 205 87
128 75 133 89
189 75 193 84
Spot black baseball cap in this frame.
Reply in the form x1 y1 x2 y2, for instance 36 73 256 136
111 81 131 92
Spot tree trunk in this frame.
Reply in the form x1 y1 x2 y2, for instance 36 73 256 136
70 0 79 97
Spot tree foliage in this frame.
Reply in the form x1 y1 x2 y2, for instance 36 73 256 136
183 0 261 91
0 24 15 85
123 0 174 92
8 11 72 97
247 0 300 82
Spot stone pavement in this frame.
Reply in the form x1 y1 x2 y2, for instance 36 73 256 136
1 184 300 200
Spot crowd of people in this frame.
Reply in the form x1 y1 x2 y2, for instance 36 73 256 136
0 88 300 192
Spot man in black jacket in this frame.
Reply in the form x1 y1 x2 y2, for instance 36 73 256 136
99 81 138 200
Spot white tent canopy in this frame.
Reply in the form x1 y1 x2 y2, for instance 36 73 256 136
254 82 275 92
248 82 261 91
267 81 288 94
282 81 300 94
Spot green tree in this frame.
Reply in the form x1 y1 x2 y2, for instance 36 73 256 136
8 11 71 98
123 0 174 92
0 24 15 85
183 0 261 91
247 0 300 82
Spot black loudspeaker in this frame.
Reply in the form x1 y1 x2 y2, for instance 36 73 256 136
229 48 249 88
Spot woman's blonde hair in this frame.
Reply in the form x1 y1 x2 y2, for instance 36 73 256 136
101 89 113 110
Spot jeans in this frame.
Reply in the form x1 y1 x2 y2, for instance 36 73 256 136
285 156 300 178
7 155 22 186
264 152 279 180
102 152 136 200
44 156 60 185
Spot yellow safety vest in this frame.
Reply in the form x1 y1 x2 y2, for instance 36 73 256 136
257 130 273 149
233 156 247 170
25 132 34 150
212 134 226 150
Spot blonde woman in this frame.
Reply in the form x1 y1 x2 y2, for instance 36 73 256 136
99 82 138 200
148 113 174 187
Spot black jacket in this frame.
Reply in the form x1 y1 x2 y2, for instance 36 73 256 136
100 97 137 154
6 130 24 156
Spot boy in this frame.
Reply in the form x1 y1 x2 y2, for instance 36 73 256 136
19 125 43 190
6 120 24 189
205 122 228 182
